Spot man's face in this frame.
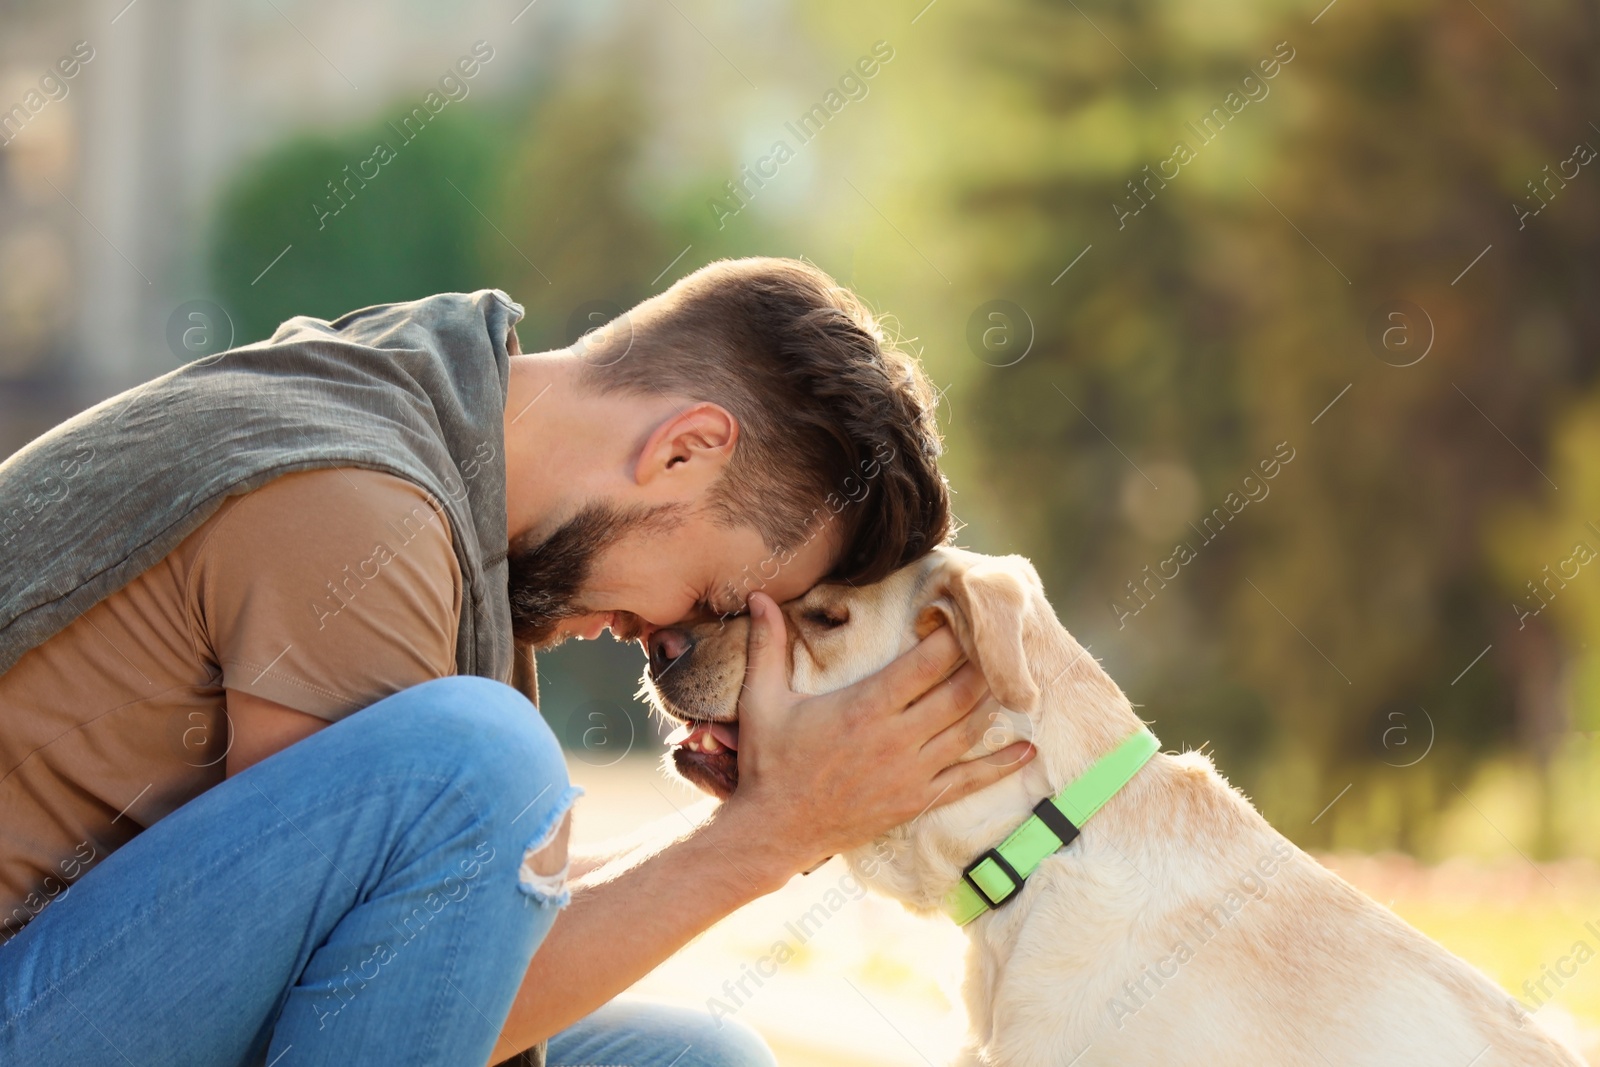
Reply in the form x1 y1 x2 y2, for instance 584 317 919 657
508 498 839 650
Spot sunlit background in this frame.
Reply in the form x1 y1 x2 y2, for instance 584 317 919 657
2 0 1597 1060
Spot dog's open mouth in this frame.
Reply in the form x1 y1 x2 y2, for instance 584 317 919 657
665 717 740 798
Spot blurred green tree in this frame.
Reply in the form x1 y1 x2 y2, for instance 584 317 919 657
210 109 507 344
915 0 1599 852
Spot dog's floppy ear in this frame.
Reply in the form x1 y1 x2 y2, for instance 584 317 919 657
918 554 1042 713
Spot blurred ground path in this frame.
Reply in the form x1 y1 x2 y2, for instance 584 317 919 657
569 757 1599 1066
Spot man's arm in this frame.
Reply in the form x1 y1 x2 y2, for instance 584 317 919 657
563 806 700 881
485 800 792 1061
224 690 327 777
487 593 1033 1059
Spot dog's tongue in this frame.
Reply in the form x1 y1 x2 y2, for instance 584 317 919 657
665 720 740 750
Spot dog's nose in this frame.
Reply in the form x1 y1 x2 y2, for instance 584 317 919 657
648 627 695 678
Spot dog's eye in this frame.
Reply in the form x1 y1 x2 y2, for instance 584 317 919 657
801 608 848 629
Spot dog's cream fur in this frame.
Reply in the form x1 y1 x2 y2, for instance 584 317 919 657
647 547 1586 1065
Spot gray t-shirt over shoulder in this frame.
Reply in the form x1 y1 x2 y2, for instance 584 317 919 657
0 288 523 691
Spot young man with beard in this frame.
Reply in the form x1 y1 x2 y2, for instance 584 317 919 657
0 258 1035 1067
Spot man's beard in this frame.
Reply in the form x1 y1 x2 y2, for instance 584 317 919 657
507 499 686 649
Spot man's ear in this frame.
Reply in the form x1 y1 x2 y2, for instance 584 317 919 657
634 402 739 487
922 556 1043 713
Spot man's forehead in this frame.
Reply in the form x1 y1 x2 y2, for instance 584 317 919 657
713 521 842 612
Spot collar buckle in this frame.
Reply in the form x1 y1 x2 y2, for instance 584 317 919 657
960 847 1026 909
944 728 1162 926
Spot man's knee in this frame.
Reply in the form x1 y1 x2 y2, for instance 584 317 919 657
398 678 580 905
375 676 561 772
357 676 573 825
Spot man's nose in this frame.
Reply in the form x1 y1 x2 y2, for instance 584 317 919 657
647 627 695 679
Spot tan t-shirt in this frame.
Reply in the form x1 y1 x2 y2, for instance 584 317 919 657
0 467 462 936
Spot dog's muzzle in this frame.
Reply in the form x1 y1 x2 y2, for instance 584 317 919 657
646 626 742 798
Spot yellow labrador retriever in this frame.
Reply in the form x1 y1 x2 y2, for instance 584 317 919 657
644 547 1584 1066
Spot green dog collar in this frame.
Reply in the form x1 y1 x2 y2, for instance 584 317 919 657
945 729 1160 926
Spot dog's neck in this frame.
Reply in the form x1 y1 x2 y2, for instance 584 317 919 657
999 628 1150 806
848 624 1151 918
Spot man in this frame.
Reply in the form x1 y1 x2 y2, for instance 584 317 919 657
0 257 1035 1066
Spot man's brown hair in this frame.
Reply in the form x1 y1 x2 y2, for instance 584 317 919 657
576 256 950 591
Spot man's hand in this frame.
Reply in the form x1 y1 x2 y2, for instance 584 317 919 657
724 591 1035 879
490 591 1035 1055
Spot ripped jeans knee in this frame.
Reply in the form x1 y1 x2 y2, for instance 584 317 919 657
517 791 581 908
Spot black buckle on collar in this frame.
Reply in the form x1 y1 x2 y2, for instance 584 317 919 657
961 847 1026 909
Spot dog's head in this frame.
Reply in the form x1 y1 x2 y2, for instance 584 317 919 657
644 546 1122 789
642 545 1142 908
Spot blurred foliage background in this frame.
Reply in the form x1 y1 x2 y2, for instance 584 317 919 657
6 0 1593 864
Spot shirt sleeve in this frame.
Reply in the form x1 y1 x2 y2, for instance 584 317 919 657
191 467 463 722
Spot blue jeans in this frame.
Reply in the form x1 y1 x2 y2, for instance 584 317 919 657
0 676 776 1067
